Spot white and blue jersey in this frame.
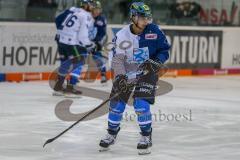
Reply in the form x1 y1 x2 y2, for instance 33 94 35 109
55 7 94 46
110 23 171 79
55 7 95 85
107 23 171 134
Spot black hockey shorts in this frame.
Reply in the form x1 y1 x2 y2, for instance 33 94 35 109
133 72 158 104
57 42 87 64
110 73 158 104
109 82 134 103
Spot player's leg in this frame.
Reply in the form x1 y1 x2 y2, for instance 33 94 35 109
133 72 158 154
92 51 107 83
99 99 125 151
69 45 87 85
53 43 71 96
99 83 133 151
65 46 87 97
133 98 152 155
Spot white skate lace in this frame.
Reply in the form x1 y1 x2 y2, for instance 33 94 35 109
103 134 115 143
139 136 151 145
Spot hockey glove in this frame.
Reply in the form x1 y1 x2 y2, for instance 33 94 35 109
139 59 167 77
86 42 96 53
113 74 128 93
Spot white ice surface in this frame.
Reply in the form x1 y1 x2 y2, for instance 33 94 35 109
0 76 240 160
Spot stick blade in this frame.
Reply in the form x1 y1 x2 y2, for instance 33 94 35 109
43 138 55 148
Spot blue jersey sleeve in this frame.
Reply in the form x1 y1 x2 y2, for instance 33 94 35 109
155 26 171 63
55 9 72 30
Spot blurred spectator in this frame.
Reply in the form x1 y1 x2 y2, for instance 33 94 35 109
0 0 29 20
55 0 76 16
119 0 129 23
169 1 201 18
28 0 57 8
27 0 57 21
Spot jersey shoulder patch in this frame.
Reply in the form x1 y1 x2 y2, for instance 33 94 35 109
145 33 158 40
145 23 165 39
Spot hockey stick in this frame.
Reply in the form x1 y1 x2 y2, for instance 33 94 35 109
43 62 168 148
44 71 138 148
43 92 119 148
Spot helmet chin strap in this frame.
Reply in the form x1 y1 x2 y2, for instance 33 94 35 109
131 16 144 31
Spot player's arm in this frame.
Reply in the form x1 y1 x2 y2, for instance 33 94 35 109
110 35 130 94
139 26 170 74
77 13 95 52
155 27 171 64
111 35 127 76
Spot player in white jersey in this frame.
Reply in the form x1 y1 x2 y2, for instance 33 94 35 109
99 2 171 155
53 0 96 97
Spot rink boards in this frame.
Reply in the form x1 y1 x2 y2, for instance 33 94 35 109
0 22 240 82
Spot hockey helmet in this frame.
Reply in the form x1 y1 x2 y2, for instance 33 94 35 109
130 2 152 19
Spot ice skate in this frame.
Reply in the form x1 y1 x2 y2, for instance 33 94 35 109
137 131 152 155
99 128 120 152
64 84 82 98
100 73 107 84
52 91 65 96
52 75 65 97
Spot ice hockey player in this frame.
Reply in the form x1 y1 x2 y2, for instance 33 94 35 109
91 0 108 83
99 2 171 155
53 0 96 97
